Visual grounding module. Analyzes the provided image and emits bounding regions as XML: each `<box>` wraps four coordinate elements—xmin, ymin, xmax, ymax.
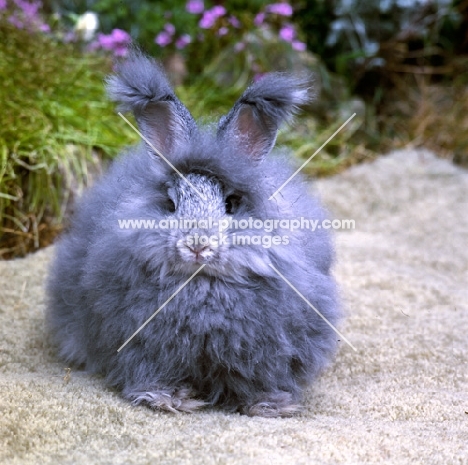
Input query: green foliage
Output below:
<box><xmin>54</xmin><ymin>0</ymin><xmax>200</xmax><ymax>58</ymax></box>
<box><xmin>53</xmin><ymin>1</ymin><xmax>305</xmax><ymax>78</ymax></box>
<box><xmin>224</xmin><ymin>0</ymin><xmax>269</xmax><ymax>10</ymax></box>
<box><xmin>295</xmin><ymin>0</ymin><xmax>463</xmax><ymax>92</ymax></box>
<box><xmin>95</xmin><ymin>0</ymin><xmax>196</xmax><ymax>54</ymax></box>
<box><xmin>54</xmin><ymin>0</ymin><xmax>269</xmax><ymax>48</ymax></box>
<box><xmin>293</xmin><ymin>0</ymin><xmax>334</xmax><ymax>59</ymax></box>
<box><xmin>0</xmin><ymin>19</ymin><xmax>137</xmax><ymax>257</ymax></box>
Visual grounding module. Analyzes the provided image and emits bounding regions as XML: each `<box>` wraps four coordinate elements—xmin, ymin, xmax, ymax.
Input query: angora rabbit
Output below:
<box><xmin>47</xmin><ymin>51</ymin><xmax>341</xmax><ymax>417</ymax></box>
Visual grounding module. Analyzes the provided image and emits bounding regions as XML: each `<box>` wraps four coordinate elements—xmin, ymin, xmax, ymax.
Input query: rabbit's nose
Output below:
<box><xmin>187</xmin><ymin>243</ymin><xmax>209</xmax><ymax>255</ymax></box>
<box><xmin>185</xmin><ymin>243</ymin><xmax>214</xmax><ymax>263</ymax></box>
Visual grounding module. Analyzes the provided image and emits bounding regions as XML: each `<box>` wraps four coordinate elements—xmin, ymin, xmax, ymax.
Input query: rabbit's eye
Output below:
<box><xmin>166</xmin><ymin>198</ymin><xmax>176</xmax><ymax>213</ymax></box>
<box><xmin>225</xmin><ymin>194</ymin><xmax>241</xmax><ymax>215</ymax></box>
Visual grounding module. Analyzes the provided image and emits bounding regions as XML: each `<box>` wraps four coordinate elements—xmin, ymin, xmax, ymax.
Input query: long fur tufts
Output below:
<box><xmin>46</xmin><ymin>52</ymin><xmax>340</xmax><ymax>418</ymax></box>
<box><xmin>218</xmin><ymin>73</ymin><xmax>310</xmax><ymax>133</ymax></box>
<box><xmin>106</xmin><ymin>50</ymin><xmax>174</xmax><ymax>112</ymax></box>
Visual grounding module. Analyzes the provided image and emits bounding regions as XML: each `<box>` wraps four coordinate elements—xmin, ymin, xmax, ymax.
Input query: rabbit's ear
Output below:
<box><xmin>106</xmin><ymin>50</ymin><xmax>196</xmax><ymax>156</ymax></box>
<box><xmin>217</xmin><ymin>73</ymin><xmax>309</xmax><ymax>161</ymax></box>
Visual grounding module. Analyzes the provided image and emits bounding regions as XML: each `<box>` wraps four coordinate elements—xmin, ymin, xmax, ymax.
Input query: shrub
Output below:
<box><xmin>0</xmin><ymin>12</ymin><xmax>136</xmax><ymax>257</ymax></box>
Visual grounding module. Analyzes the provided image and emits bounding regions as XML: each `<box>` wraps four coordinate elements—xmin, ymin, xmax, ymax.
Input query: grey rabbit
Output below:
<box><xmin>46</xmin><ymin>50</ymin><xmax>341</xmax><ymax>417</ymax></box>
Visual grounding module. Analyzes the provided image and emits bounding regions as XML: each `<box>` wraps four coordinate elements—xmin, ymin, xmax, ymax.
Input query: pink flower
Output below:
<box><xmin>229</xmin><ymin>15</ymin><xmax>241</xmax><ymax>28</ymax></box>
<box><xmin>8</xmin><ymin>15</ymin><xmax>24</xmax><ymax>29</ymax></box>
<box><xmin>164</xmin><ymin>23</ymin><xmax>175</xmax><ymax>35</ymax></box>
<box><xmin>254</xmin><ymin>12</ymin><xmax>265</xmax><ymax>26</ymax></box>
<box><xmin>111</xmin><ymin>28</ymin><xmax>131</xmax><ymax>43</ymax></box>
<box><xmin>292</xmin><ymin>41</ymin><xmax>306</xmax><ymax>51</ymax></box>
<box><xmin>279</xmin><ymin>24</ymin><xmax>295</xmax><ymax>42</ymax></box>
<box><xmin>199</xmin><ymin>12</ymin><xmax>215</xmax><ymax>28</ymax></box>
<box><xmin>211</xmin><ymin>5</ymin><xmax>226</xmax><ymax>17</ymax></box>
<box><xmin>175</xmin><ymin>34</ymin><xmax>191</xmax><ymax>49</ymax></box>
<box><xmin>155</xmin><ymin>30</ymin><xmax>172</xmax><ymax>46</ymax></box>
<box><xmin>6</xmin><ymin>0</ymin><xmax>54</xmax><ymax>33</ymax></box>
<box><xmin>199</xmin><ymin>5</ymin><xmax>226</xmax><ymax>28</ymax></box>
<box><xmin>97</xmin><ymin>33</ymin><xmax>114</xmax><ymax>50</ymax></box>
<box><xmin>14</xmin><ymin>0</ymin><xmax>40</xmax><ymax>18</ymax></box>
<box><xmin>266</xmin><ymin>3</ymin><xmax>293</xmax><ymax>16</ymax></box>
<box><xmin>218</xmin><ymin>26</ymin><xmax>228</xmax><ymax>36</ymax></box>
<box><xmin>96</xmin><ymin>29</ymin><xmax>131</xmax><ymax>52</ymax></box>
<box><xmin>186</xmin><ymin>0</ymin><xmax>204</xmax><ymax>14</ymax></box>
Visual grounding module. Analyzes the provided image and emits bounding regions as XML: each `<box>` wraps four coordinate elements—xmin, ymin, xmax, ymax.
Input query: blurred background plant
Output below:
<box><xmin>1</xmin><ymin>0</ymin><xmax>467</xmax><ymax>257</ymax></box>
<box><xmin>0</xmin><ymin>0</ymin><xmax>138</xmax><ymax>258</ymax></box>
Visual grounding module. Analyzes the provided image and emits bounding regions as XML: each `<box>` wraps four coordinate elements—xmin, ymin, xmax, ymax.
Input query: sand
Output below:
<box><xmin>1</xmin><ymin>148</ymin><xmax>467</xmax><ymax>464</ymax></box>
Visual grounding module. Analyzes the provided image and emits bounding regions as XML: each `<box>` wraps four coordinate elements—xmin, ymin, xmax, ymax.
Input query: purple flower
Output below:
<box><xmin>97</xmin><ymin>33</ymin><xmax>115</xmax><ymax>50</ymax></box>
<box><xmin>199</xmin><ymin>12</ymin><xmax>215</xmax><ymax>28</ymax></box>
<box><xmin>292</xmin><ymin>41</ymin><xmax>306</xmax><ymax>51</ymax></box>
<box><xmin>279</xmin><ymin>24</ymin><xmax>295</xmax><ymax>42</ymax></box>
<box><xmin>164</xmin><ymin>23</ymin><xmax>175</xmax><ymax>35</ymax></box>
<box><xmin>186</xmin><ymin>0</ymin><xmax>204</xmax><ymax>14</ymax></box>
<box><xmin>175</xmin><ymin>34</ymin><xmax>191</xmax><ymax>49</ymax></box>
<box><xmin>111</xmin><ymin>28</ymin><xmax>131</xmax><ymax>43</ymax></box>
<box><xmin>199</xmin><ymin>13</ymin><xmax>213</xmax><ymax>28</ymax></box>
<box><xmin>8</xmin><ymin>15</ymin><xmax>24</xmax><ymax>29</ymax></box>
<box><xmin>211</xmin><ymin>5</ymin><xmax>226</xmax><ymax>17</ymax></box>
<box><xmin>7</xmin><ymin>0</ymin><xmax>54</xmax><ymax>33</ymax></box>
<box><xmin>14</xmin><ymin>0</ymin><xmax>40</xmax><ymax>18</ymax></box>
<box><xmin>254</xmin><ymin>12</ymin><xmax>265</xmax><ymax>27</ymax></box>
<box><xmin>229</xmin><ymin>15</ymin><xmax>241</xmax><ymax>28</ymax></box>
<box><xmin>155</xmin><ymin>31</ymin><xmax>172</xmax><ymax>46</ymax></box>
<box><xmin>217</xmin><ymin>26</ymin><xmax>228</xmax><ymax>36</ymax></box>
<box><xmin>97</xmin><ymin>29</ymin><xmax>131</xmax><ymax>50</ymax></box>
<box><xmin>266</xmin><ymin>3</ymin><xmax>293</xmax><ymax>16</ymax></box>
<box><xmin>94</xmin><ymin>29</ymin><xmax>131</xmax><ymax>55</ymax></box>
<box><xmin>199</xmin><ymin>5</ymin><xmax>226</xmax><ymax>28</ymax></box>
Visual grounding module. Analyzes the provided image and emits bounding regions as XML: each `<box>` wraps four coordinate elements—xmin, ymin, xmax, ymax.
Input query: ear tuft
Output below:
<box><xmin>217</xmin><ymin>73</ymin><xmax>310</xmax><ymax>161</ymax></box>
<box><xmin>106</xmin><ymin>50</ymin><xmax>168</xmax><ymax>111</ymax></box>
<box><xmin>106</xmin><ymin>49</ymin><xmax>196</xmax><ymax>155</ymax></box>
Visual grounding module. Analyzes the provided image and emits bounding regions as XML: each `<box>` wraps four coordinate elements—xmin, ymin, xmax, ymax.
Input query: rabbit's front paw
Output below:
<box><xmin>125</xmin><ymin>387</ymin><xmax>205</xmax><ymax>413</ymax></box>
<box><xmin>242</xmin><ymin>392</ymin><xmax>303</xmax><ymax>418</ymax></box>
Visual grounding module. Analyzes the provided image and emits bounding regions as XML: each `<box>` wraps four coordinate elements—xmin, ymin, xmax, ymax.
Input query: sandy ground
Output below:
<box><xmin>0</xmin><ymin>148</ymin><xmax>467</xmax><ymax>464</ymax></box>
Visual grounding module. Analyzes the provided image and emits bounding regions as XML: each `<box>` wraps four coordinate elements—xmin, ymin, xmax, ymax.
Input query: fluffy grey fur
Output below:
<box><xmin>46</xmin><ymin>51</ymin><xmax>341</xmax><ymax>417</ymax></box>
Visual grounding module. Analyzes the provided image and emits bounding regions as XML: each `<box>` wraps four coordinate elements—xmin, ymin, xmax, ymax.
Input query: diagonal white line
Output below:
<box><xmin>268</xmin><ymin>264</ymin><xmax>357</xmax><ymax>351</ymax></box>
<box><xmin>118</xmin><ymin>112</ymin><xmax>207</xmax><ymax>201</ymax></box>
<box><xmin>117</xmin><ymin>264</ymin><xmax>206</xmax><ymax>352</ymax></box>
<box><xmin>269</xmin><ymin>113</ymin><xmax>357</xmax><ymax>200</ymax></box>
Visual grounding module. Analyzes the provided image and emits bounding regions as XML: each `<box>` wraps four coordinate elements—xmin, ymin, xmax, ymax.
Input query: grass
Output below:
<box><xmin>381</xmin><ymin>59</ymin><xmax>468</xmax><ymax>167</ymax></box>
<box><xmin>0</xmin><ymin>21</ymin><xmax>137</xmax><ymax>258</ymax></box>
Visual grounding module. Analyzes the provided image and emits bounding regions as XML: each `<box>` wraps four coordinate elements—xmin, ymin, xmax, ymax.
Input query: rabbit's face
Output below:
<box><xmin>162</xmin><ymin>172</ymin><xmax>248</xmax><ymax>274</ymax></box>
<box><xmin>152</xmin><ymin>163</ymin><xmax>280</xmax><ymax>281</ymax></box>
<box><xmin>171</xmin><ymin>173</ymin><xmax>225</xmax><ymax>265</ymax></box>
